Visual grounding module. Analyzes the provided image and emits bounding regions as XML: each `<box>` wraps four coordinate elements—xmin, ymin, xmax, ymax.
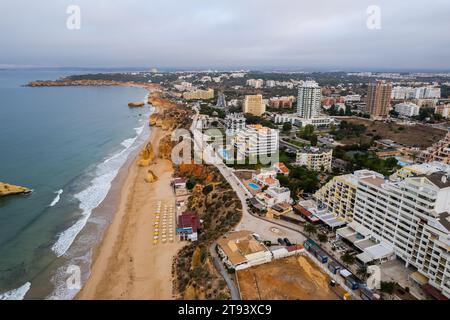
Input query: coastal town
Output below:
<box><xmin>19</xmin><ymin>69</ymin><xmax>450</xmax><ymax>301</ymax></box>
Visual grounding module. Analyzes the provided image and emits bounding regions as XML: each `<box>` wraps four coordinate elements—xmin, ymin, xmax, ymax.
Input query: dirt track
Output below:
<box><xmin>236</xmin><ymin>255</ymin><xmax>339</xmax><ymax>300</ymax></box>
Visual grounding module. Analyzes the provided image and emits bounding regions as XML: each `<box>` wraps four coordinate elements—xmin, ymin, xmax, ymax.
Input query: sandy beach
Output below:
<box><xmin>77</xmin><ymin>109</ymin><xmax>185</xmax><ymax>300</ymax></box>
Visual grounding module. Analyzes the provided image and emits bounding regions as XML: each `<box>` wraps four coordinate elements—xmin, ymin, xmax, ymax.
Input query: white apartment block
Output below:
<box><xmin>234</xmin><ymin>124</ymin><xmax>279</xmax><ymax>158</ymax></box>
<box><xmin>297</xmin><ymin>81</ymin><xmax>321</xmax><ymax>119</ymax></box>
<box><xmin>394</xmin><ymin>102</ymin><xmax>420</xmax><ymax>117</ymax></box>
<box><xmin>273</xmin><ymin>114</ymin><xmax>333</xmax><ymax>128</ymax></box>
<box><xmin>246</xmin><ymin>79</ymin><xmax>264</xmax><ymax>88</ymax></box>
<box><xmin>295</xmin><ymin>147</ymin><xmax>333</xmax><ymax>172</ymax></box>
<box><xmin>255</xmin><ymin>186</ymin><xmax>292</xmax><ymax>207</ymax></box>
<box><xmin>352</xmin><ymin>171</ymin><xmax>450</xmax><ymax>298</ymax></box>
<box><xmin>391</xmin><ymin>86</ymin><xmax>441</xmax><ymax>100</ymax></box>
<box><xmin>324</xmin><ymin>164</ymin><xmax>450</xmax><ymax>297</ymax></box>
<box><xmin>344</xmin><ymin>95</ymin><xmax>361</xmax><ymax>103</ymax></box>
<box><xmin>265</xmin><ymin>80</ymin><xmax>276</xmax><ymax>88</ymax></box>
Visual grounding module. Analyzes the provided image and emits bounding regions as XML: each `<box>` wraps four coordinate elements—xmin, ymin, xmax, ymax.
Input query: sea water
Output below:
<box><xmin>0</xmin><ymin>69</ymin><xmax>152</xmax><ymax>299</ymax></box>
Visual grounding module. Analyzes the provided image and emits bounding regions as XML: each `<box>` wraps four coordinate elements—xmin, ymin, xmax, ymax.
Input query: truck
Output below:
<box><xmin>345</xmin><ymin>276</ymin><xmax>360</xmax><ymax>290</ymax></box>
<box><xmin>328</xmin><ymin>261</ymin><xmax>341</xmax><ymax>274</ymax></box>
<box><xmin>304</xmin><ymin>239</ymin><xmax>317</xmax><ymax>251</ymax></box>
<box><xmin>339</xmin><ymin>269</ymin><xmax>352</xmax><ymax>279</ymax></box>
<box><xmin>330</xmin><ymin>283</ymin><xmax>351</xmax><ymax>300</ymax></box>
<box><xmin>315</xmin><ymin>250</ymin><xmax>329</xmax><ymax>264</ymax></box>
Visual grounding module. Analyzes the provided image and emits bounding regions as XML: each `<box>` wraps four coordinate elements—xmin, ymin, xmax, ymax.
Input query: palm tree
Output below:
<box><xmin>357</xmin><ymin>265</ymin><xmax>369</xmax><ymax>280</ymax></box>
<box><xmin>341</xmin><ymin>251</ymin><xmax>355</xmax><ymax>267</ymax></box>
<box><xmin>380</xmin><ymin>281</ymin><xmax>397</xmax><ymax>299</ymax></box>
<box><xmin>304</xmin><ymin>223</ymin><xmax>317</xmax><ymax>237</ymax></box>
<box><xmin>318</xmin><ymin>233</ymin><xmax>328</xmax><ymax>243</ymax></box>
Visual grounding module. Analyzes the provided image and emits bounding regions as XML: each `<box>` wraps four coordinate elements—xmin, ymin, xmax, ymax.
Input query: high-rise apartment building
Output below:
<box><xmin>351</xmin><ymin>171</ymin><xmax>450</xmax><ymax>298</ymax></box>
<box><xmin>243</xmin><ymin>94</ymin><xmax>265</xmax><ymax>116</ymax></box>
<box><xmin>366</xmin><ymin>81</ymin><xmax>393</xmax><ymax>119</ymax></box>
<box><xmin>317</xmin><ymin>164</ymin><xmax>450</xmax><ymax>298</ymax></box>
<box><xmin>234</xmin><ymin>124</ymin><xmax>279</xmax><ymax>158</ymax></box>
<box><xmin>297</xmin><ymin>81</ymin><xmax>321</xmax><ymax>119</ymax></box>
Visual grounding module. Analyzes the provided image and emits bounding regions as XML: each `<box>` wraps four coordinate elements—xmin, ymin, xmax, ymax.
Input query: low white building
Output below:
<box><xmin>217</xmin><ymin>230</ymin><xmax>272</xmax><ymax>270</ymax></box>
<box><xmin>255</xmin><ymin>186</ymin><xmax>292</xmax><ymax>207</ymax></box>
<box><xmin>394</xmin><ymin>102</ymin><xmax>420</xmax><ymax>117</ymax></box>
<box><xmin>274</xmin><ymin>114</ymin><xmax>333</xmax><ymax>128</ymax></box>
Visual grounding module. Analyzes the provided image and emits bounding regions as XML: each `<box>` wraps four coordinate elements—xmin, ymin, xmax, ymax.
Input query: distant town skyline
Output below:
<box><xmin>1</xmin><ymin>0</ymin><xmax>450</xmax><ymax>70</ymax></box>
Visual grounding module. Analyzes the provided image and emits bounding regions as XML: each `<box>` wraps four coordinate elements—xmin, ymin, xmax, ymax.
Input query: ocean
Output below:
<box><xmin>0</xmin><ymin>69</ymin><xmax>152</xmax><ymax>299</ymax></box>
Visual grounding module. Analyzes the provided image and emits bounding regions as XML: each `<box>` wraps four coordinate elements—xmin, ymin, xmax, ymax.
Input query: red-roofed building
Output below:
<box><xmin>293</xmin><ymin>204</ymin><xmax>320</xmax><ymax>223</ymax></box>
<box><xmin>177</xmin><ymin>211</ymin><xmax>202</xmax><ymax>241</ymax></box>
<box><xmin>272</xmin><ymin>162</ymin><xmax>290</xmax><ymax>176</ymax></box>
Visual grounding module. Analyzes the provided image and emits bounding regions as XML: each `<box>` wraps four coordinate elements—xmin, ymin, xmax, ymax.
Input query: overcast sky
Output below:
<box><xmin>1</xmin><ymin>0</ymin><xmax>449</xmax><ymax>71</ymax></box>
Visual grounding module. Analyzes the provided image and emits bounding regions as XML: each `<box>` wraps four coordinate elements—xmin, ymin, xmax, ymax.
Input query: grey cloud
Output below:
<box><xmin>0</xmin><ymin>0</ymin><xmax>449</xmax><ymax>70</ymax></box>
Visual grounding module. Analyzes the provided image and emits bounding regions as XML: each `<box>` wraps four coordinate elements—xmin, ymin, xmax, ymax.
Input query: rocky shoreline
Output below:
<box><xmin>27</xmin><ymin>79</ymin><xmax>161</xmax><ymax>90</ymax></box>
<box><xmin>0</xmin><ymin>182</ymin><xmax>31</xmax><ymax>197</ymax></box>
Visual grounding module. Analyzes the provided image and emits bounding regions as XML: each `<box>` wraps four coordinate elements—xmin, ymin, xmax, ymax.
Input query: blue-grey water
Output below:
<box><xmin>0</xmin><ymin>69</ymin><xmax>151</xmax><ymax>299</ymax></box>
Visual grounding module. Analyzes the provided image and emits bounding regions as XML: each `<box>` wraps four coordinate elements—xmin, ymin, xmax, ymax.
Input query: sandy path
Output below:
<box><xmin>77</xmin><ymin>124</ymin><xmax>186</xmax><ymax>300</ymax></box>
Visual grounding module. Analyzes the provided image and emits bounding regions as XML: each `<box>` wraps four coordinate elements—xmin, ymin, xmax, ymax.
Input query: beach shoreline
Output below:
<box><xmin>76</xmin><ymin>104</ymin><xmax>186</xmax><ymax>300</ymax></box>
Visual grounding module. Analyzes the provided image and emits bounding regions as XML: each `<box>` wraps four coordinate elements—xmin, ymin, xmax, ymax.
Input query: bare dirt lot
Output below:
<box><xmin>339</xmin><ymin>118</ymin><xmax>446</xmax><ymax>148</ymax></box>
<box><xmin>236</xmin><ymin>255</ymin><xmax>339</xmax><ymax>300</ymax></box>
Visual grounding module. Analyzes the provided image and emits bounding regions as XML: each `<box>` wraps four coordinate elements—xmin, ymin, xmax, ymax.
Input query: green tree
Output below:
<box><xmin>310</xmin><ymin>134</ymin><xmax>318</xmax><ymax>146</ymax></box>
<box><xmin>357</xmin><ymin>265</ymin><xmax>369</xmax><ymax>280</ymax></box>
<box><xmin>282</xmin><ymin>122</ymin><xmax>292</xmax><ymax>133</ymax></box>
<box><xmin>341</xmin><ymin>251</ymin><xmax>355</xmax><ymax>267</ymax></box>
<box><xmin>317</xmin><ymin>233</ymin><xmax>328</xmax><ymax>243</ymax></box>
<box><xmin>304</xmin><ymin>223</ymin><xmax>317</xmax><ymax>236</ymax></box>
<box><xmin>380</xmin><ymin>281</ymin><xmax>397</xmax><ymax>296</ymax></box>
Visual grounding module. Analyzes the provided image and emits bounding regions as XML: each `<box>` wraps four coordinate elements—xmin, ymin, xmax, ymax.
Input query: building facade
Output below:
<box><xmin>394</xmin><ymin>102</ymin><xmax>420</xmax><ymax>117</ymax></box>
<box><xmin>243</xmin><ymin>94</ymin><xmax>266</xmax><ymax>116</ymax></box>
<box><xmin>419</xmin><ymin>132</ymin><xmax>450</xmax><ymax>164</ymax></box>
<box><xmin>183</xmin><ymin>88</ymin><xmax>214</xmax><ymax>100</ymax></box>
<box><xmin>366</xmin><ymin>81</ymin><xmax>393</xmax><ymax>119</ymax></box>
<box><xmin>297</xmin><ymin>81</ymin><xmax>321</xmax><ymax>119</ymax></box>
<box><xmin>234</xmin><ymin>124</ymin><xmax>279</xmax><ymax>158</ymax></box>
<box><xmin>314</xmin><ymin>170</ymin><xmax>382</xmax><ymax>223</ymax></box>
<box><xmin>225</xmin><ymin>113</ymin><xmax>246</xmax><ymax>136</ymax></box>
<box><xmin>351</xmin><ymin>172</ymin><xmax>450</xmax><ymax>298</ymax></box>
<box><xmin>269</xmin><ymin>96</ymin><xmax>295</xmax><ymax>109</ymax></box>
<box><xmin>435</xmin><ymin>104</ymin><xmax>450</xmax><ymax>119</ymax></box>
<box><xmin>295</xmin><ymin>147</ymin><xmax>333</xmax><ymax>172</ymax></box>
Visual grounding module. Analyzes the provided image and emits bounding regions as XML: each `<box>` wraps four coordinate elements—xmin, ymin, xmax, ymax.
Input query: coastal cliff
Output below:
<box><xmin>27</xmin><ymin>79</ymin><xmax>161</xmax><ymax>90</ymax></box>
<box><xmin>148</xmin><ymin>92</ymin><xmax>178</xmax><ymax>108</ymax></box>
<box><xmin>0</xmin><ymin>182</ymin><xmax>31</xmax><ymax>197</ymax></box>
<box><xmin>137</xmin><ymin>142</ymin><xmax>155</xmax><ymax>167</ymax></box>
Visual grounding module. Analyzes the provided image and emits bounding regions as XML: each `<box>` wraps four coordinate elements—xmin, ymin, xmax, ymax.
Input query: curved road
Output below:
<box><xmin>190</xmin><ymin>112</ymin><xmax>361</xmax><ymax>299</ymax></box>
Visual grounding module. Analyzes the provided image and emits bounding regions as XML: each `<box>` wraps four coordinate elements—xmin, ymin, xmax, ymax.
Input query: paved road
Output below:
<box><xmin>190</xmin><ymin>112</ymin><xmax>361</xmax><ymax>299</ymax></box>
<box><xmin>208</xmin><ymin>244</ymin><xmax>241</xmax><ymax>300</ymax></box>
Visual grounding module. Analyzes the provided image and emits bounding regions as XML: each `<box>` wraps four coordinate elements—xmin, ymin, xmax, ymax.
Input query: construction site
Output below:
<box><xmin>236</xmin><ymin>255</ymin><xmax>346</xmax><ymax>300</ymax></box>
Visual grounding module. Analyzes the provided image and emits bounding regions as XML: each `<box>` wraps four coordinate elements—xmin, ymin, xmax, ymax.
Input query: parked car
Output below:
<box><xmin>283</xmin><ymin>238</ymin><xmax>292</xmax><ymax>246</ymax></box>
<box><xmin>277</xmin><ymin>238</ymin><xmax>285</xmax><ymax>245</ymax></box>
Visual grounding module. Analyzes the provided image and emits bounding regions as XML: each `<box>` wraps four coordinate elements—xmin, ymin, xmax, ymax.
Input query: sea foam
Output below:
<box><xmin>49</xmin><ymin>189</ymin><xmax>63</xmax><ymax>207</ymax></box>
<box><xmin>0</xmin><ymin>282</ymin><xmax>31</xmax><ymax>300</ymax></box>
<box><xmin>51</xmin><ymin>121</ymin><xmax>149</xmax><ymax>258</ymax></box>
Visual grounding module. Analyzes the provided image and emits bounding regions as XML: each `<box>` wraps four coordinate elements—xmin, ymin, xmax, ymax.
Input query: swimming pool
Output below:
<box><xmin>394</xmin><ymin>156</ymin><xmax>409</xmax><ymax>167</ymax></box>
<box><xmin>248</xmin><ymin>183</ymin><xmax>261</xmax><ymax>190</ymax></box>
